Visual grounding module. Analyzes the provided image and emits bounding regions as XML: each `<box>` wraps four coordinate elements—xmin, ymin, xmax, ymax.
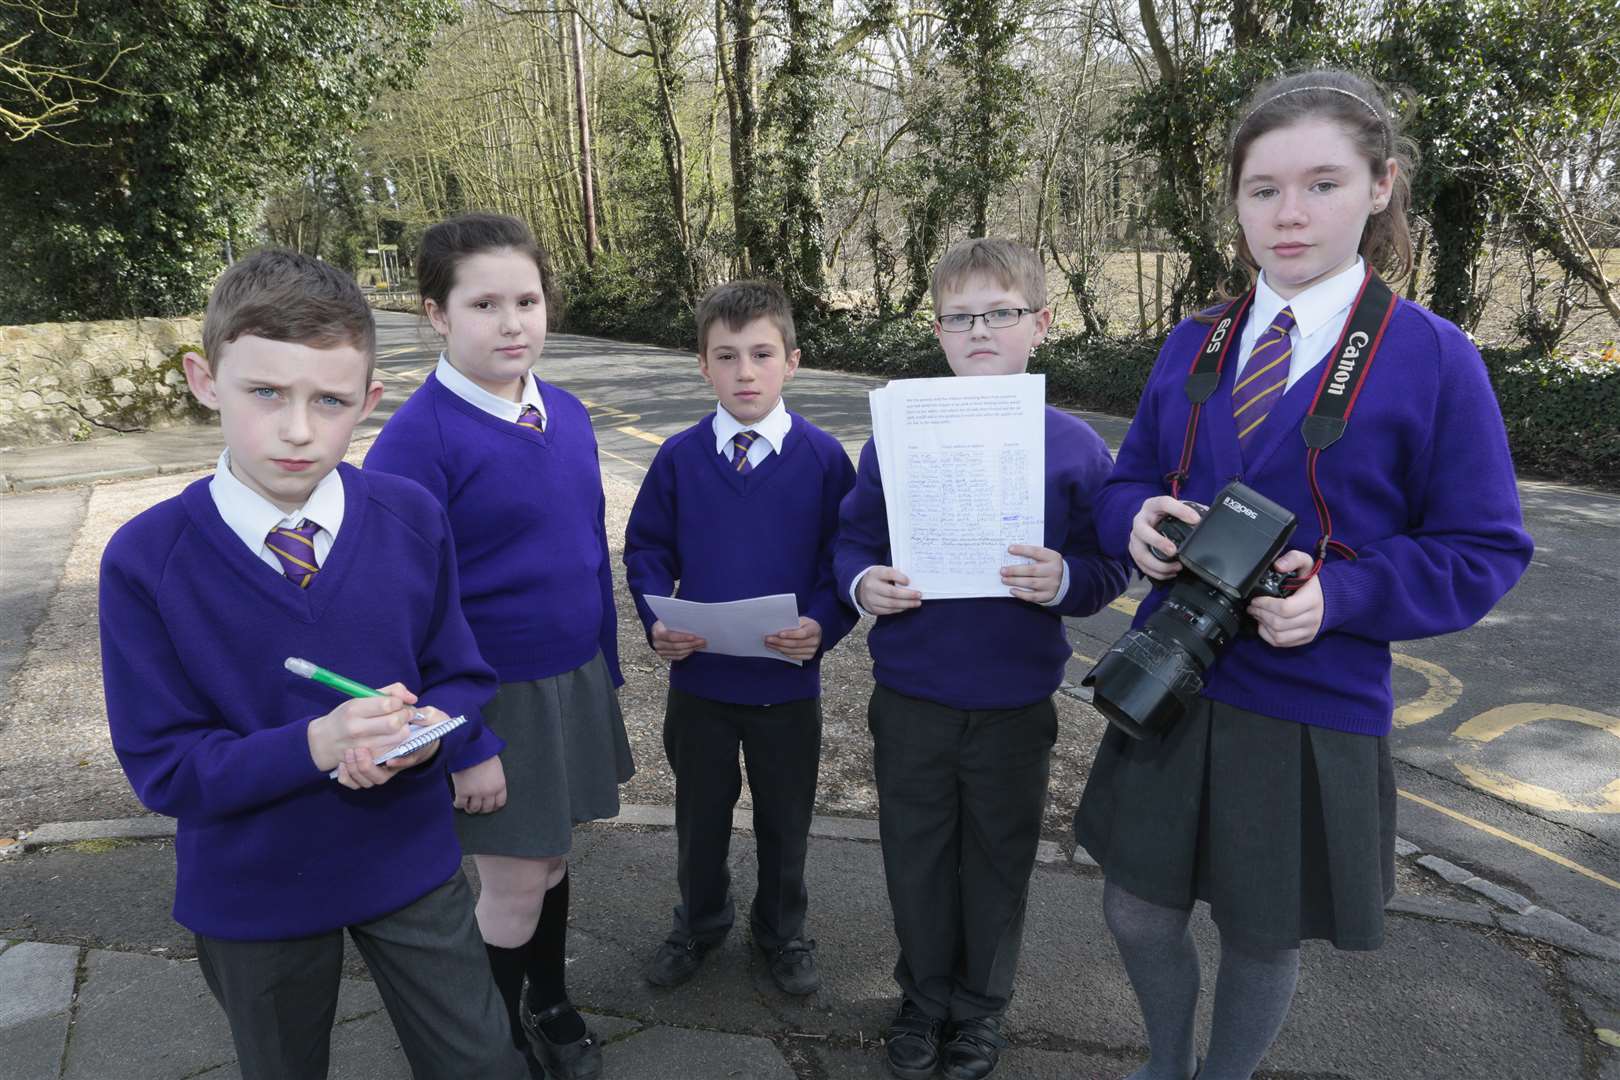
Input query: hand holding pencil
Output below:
<box><xmin>287</xmin><ymin>658</ymin><xmax>442</xmax><ymax>789</ymax></box>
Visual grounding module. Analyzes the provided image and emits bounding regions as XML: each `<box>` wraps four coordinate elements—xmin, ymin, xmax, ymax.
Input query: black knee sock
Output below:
<box><xmin>484</xmin><ymin>941</ymin><xmax>529</xmax><ymax>1051</ymax></box>
<box><xmin>524</xmin><ymin>872</ymin><xmax>587</xmax><ymax>1043</ymax></box>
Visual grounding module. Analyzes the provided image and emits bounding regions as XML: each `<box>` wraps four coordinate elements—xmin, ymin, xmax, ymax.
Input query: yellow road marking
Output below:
<box><xmin>1397</xmin><ymin>789</ymin><xmax>1620</xmax><ymax>891</ymax></box>
<box><xmin>598</xmin><ymin>447</ymin><xmax>648</xmax><ymax>473</ymax></box>
<box><xmin>1392</xmin><ymin>653</ymin><xmax>1464</xmax><ymax>728</ymax></box>
<box><xmin>617</xmin><ymin>425</ymin><xmax>666</xmax><ymax>446</ymax></box>
<box><xmin>1109</xmin><ymin>595</ymin><xmax>1140</xmax><ymax>617</ymax></box>
<box><xmin>1453</xmin><ymin>704</ymin><xmax>1620</xmax><ymax>814</ymax></box>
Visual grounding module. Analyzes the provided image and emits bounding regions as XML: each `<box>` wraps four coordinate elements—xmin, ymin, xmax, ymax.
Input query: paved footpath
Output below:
<box><xmin>2</xmin><ymin>323</ymin><xmax>1618</xmax><ymax>1078</ymax></box>
<box><xmin>4</xmin><ymin>810</ymin><xmax>1619</xmax><ymax>1080</ymax></box>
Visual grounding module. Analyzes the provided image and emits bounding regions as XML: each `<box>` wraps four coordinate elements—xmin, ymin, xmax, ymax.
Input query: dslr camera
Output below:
<box><xmin>1083</xmin><ymin>481</ymin><xmax>1298</xmax><ymax>740</ymax></box>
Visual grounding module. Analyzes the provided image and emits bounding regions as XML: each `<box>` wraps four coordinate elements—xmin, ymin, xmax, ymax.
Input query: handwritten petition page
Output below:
<box><xmin>872</xmin><ymin>374</ymin><xmax>1045</xmax><ymax>599</ymax></box>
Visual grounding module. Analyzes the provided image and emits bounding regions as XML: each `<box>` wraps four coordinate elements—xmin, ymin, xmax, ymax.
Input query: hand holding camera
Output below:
<box><xmin>1128</xmin><ymin>496</ymin><xmax>1205</xmax><ymax>580</ymax></box>
<box><xmin>1248</xmin><ymin>549</ymin><xmax>1323</xmax><ymax>647</ymax></box>
<box><xmin>1086</xmin><ymin>481</ymin><xmax>1310</xmax><ymax>739</ymax></box>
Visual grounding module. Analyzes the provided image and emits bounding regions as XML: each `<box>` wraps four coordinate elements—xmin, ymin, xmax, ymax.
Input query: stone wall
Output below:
<box><xmin>0</xmin><ymin>317</ymin><xmax>211</xmax><ymax>448</ymax></box>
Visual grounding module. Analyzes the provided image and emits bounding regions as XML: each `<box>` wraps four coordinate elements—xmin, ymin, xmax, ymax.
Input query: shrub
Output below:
<box><xmin>558</xmin><ymin>286</ymin><xmax>1618</xmax><ymax>487</ymax></box>
<box><xmin>1480</xmin><ymin>345</ymin><xmax>1620</xmax><ymax>486</ymax></box>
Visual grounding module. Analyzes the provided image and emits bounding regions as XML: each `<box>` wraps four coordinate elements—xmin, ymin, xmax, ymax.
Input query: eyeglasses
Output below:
<box><xmin>936</xmin><ymin>307</ymin><xmax>1036</xmax><ymax>332</ymax></box>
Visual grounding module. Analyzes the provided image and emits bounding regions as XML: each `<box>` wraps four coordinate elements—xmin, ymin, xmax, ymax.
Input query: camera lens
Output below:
<box><xmin>1083</xmin><ymin>582</ymin><xmax>1243</xmax><ymax>739</ymax></box>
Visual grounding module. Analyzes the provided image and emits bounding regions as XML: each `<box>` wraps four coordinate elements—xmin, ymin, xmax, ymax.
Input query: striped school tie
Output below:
<box><xmin>266</xmin><ymin>520</ymin><xmax>321</xmax><ymax>589</ymax></box>
<box><xmin>516</xmin><ymin>404</ymin><xmax>545</xmax><ymax>432</ymax></box>
<box><xmin>732</xmin><ymin>430</ymin><xmax>758</xmax><ymax>475</ymax></box>
<box><xmin>1232</xmin><ymin>305</ymin><xmax>1297</xmax><ymax>451</ymax></box>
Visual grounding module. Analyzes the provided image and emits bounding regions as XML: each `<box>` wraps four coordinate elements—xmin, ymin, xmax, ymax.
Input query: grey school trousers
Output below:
<box><xmin>869</xmin><ymin>684</ymin><xmax>1058</xmax><ymax>1022</ymax></box>
<box><xmin>195</xmin><ymin>869</ymin><xmax>526</xmax><ymax>1080</ymax></box>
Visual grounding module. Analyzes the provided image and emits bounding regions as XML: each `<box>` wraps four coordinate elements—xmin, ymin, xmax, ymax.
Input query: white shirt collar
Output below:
<box><xmin>435</xmin><ymin>354</ymin><xmax>547</xmax><ymax>424</ymax></box>
<box><xmin>712</xmin><ymin>397</ymin><xmax>791</xmax><ymax>456</ymax></box>
<box><xmin>209</xmin><ymin>448</ymin><xmax>345</xmax><ymax>557</ymax></box>
<box><xmin>1252</xmin><ymin>257</ymin><xmax>1365</xmax><ymax>340</ymax></box>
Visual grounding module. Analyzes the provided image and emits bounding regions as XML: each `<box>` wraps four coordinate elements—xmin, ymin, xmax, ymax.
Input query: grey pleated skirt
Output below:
<box><xmin>456</xmin><ymin>651</ymin><xmax>635</xmax><ymax>858</ymax></box>
<box><xmin>1074</xmin><ymin>696</ymin><xmax>1395</xmax><ymax>951</ymax></box>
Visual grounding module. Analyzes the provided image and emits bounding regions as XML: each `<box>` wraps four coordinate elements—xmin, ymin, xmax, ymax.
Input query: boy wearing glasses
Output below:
<box><xmin>835</xmin><ymin>238</ymin><xmax>1128</xmax><ymax>1080</ymax></box>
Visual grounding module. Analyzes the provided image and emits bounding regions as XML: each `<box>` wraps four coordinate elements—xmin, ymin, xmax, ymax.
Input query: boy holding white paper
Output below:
<box><xmin>835</xmin><ymin>239</ymin><xmax>1129</xmax><ymax>1080</ymax></box>
<box><xmin>98</xmin><ymin>251</ymin><xmax>524</xmax><ymax>1079</ymax></box>
<box><xmin>623</xmin><ymin>280</ymin><xmax>857</xmax><ymax>995</ymax></box>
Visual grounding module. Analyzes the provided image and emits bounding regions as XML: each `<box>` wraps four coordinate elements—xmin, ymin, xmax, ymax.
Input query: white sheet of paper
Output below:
<box><xmin>870</xmin><ymin>374</ymin><xmax>1046</xmax><ymax>599</ymax></box>
<box><xmin>645</xmin><ymin>593</ymin><xmax>804</xmax><ymax>666</ymax></box>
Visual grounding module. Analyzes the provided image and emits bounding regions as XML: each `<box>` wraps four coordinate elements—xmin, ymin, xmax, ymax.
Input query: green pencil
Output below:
<box><xmin>284</xmin><ymin>657</ymin><xmax>385</xmax><ymax>699</ymax></box>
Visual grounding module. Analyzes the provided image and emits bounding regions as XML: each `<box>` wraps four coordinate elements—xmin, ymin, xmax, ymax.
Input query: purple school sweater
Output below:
<box><xmin>1096</xmin><ymin>299</ymin><xmax>1533</xmax><ymax>736</ymax></box>
<box><xmin>99</xmin><ymin>464</ymin><xmax>502</xmax><ymax>941</ymax></box>
<box><xmin>364</xmin><ymin>373</ymin><xmax>622</xmax><ymax>723</ymax></box>
<box><xmin>623</xmin><ymin>413</ymin><xmax>858</xmax><ymax>706</ymax></box>
<box><xmin>835</xmin><ymin>406</ymin><xmax>1131</xmax><ymax>710</ymax></box>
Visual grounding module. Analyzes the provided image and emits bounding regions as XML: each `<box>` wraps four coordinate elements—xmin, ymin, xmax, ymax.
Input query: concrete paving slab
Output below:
<box><xmin>5</xmin><ymin>1012</ymin><xmax>74</xmax><ymax>1080</ymax></box>
<box><xmin>0</xmin><ymin>939</ymin><xmax>76</xmax><ymax>1027</ymax></box>
<box><xmin>64</xmin><ymin>950</ymin><xmax>238</xmax><ymax>1080</ymax></box>
<box><xmin>0</xmin><ymin>941</ymin><xmax>78</xmax><ymax>1080</ymax></box>
<box><xmin>565</xmin><ymin>828</ymin><xmax>788</xmax><ymax>1035</ymax></box>
<box><xmin>581</xmin><ymin>1011</ymin><xmax>646</xmax><ymax>1046</ymax></box>
<box><xmin>606</xmin><ymin>1025</ymin><xmax>795</xmax><ymax>1079</ymax></box>
<box><xmin>63</xmin><ymin>948</ymin><xmax>401</xmax><ymax>1080</ymax></box>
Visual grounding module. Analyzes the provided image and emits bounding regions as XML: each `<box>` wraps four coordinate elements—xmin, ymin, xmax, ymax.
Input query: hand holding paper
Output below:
<box><xmin>869</xmin><ymin>374</ymin><xmax>1047</xmax><ymax>599</ymax></box>
<box><xmin>1001</xmin><ymin>544</ymin><xmax>1063</xmax><ymax>604</ymax></box>
<box><xmin>651</xmin><ymin>620</ymin><xmax>707</xmax><ymax>662</ymax></box>
<box><xmin>857</xmin><ymin>567</ymin><xmax>923</xmax><ymax>615</ymax></box>
<box><xmin>644</xmin><ymin>593</ymin><xmax>805</xmax><ymax>666</ymax></box>
<box><xmin>764</xmin><ymin>616</ymin><xmax>822</xmax><ymax>662</ymax></box>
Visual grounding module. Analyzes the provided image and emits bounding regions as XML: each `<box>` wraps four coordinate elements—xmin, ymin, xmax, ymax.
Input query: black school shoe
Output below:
<box><xmin>644</xmin><ymin>936</ymin><xmax>715</xmax><ymax>988</ymax></box>
<box><xmin>885</xmin><ymin>998</ymin><xmax>945</xmax><ymax>1080</ymax></box>
<box><xmin>757</xmin><ymin>937</ymin><xmax>821</xmax><ymax>995</ymax></box>
<box><xmin>519</xmin><ymin>999</ymin><xmax>602</xmax><ymax>1080</ymax></box>
<box><xmin>940</xmin><ymin>1015</ymin><xmax>1008</xmax><ymax>1080</ymax></box>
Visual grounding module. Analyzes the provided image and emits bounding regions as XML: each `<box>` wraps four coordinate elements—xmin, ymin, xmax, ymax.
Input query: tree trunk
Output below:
<box><xmin>569</xmin><ymin>9</ymin><xmax>599</xmax><ymax>265</ymax></box>
<box><xmin>719</xmin><ymin>0</ymin><xmax>762</xmax><ymax>274</ymax></box>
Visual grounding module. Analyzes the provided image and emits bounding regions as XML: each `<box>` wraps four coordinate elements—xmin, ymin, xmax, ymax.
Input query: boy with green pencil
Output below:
<box><xmin>98</xmin><ymin>250</ymin><xmax>527</xmax><ymax>1079</ymax></box>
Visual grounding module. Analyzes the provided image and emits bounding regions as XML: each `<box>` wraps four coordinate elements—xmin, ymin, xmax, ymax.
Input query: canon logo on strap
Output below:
<box><xmin>1325</xmin><ymin>331</ymin><xmax>1372</xmax><ymax>397</ymax></box>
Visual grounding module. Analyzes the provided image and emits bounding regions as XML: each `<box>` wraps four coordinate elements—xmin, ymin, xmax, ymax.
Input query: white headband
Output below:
<box><xmin>1241</xmin><ymin>85</ymin><xmax>1385</xmax><ymax>130</ymax></box>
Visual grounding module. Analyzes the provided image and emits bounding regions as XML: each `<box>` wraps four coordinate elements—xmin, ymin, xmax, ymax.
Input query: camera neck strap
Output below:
<box><xmin>1173</xmin><ymin>268</ymin><xmax>1399</xmax><ymax>584</ymax></box>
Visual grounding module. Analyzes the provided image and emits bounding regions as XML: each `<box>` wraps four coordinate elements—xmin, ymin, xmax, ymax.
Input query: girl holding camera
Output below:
<box><xmin>1075</xmin><ymin>70</ymin><xmax>1533</xmax><ymax>1080</ymax></box>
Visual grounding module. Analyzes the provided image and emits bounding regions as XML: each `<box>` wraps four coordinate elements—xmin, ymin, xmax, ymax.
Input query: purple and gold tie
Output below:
<box><xmin>732</xmin><ymin>430</ymin><xmax>758</xmax><ymax>475</ymax></box>
<box><xmin>266</xmin><ymin>520</ymin><xmax>321</xmax><ymax>589</ymax></box>
<box><xmin>516</xmin><ymin>404</ymin><xmax>545</xmax><ymax>432</ymax></box>
<box><xmin>1232</xmin><ymin>305</ymin><xmax>1297</xmax><ymax>452</ymax></box>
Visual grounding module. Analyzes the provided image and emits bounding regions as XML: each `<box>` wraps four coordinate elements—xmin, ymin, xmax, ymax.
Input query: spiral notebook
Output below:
<box><xmin>326</xmin><ymin>714</ymin><xmax>467</xmax><ymax>779</ymax></box>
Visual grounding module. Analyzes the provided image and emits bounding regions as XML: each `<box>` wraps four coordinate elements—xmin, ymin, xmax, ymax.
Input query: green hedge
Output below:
<box><xmin>557</xmin><ymin>275</ymin><xmax>1618</xmax><ymax>488</ymax></box>
<box><xmin>1480</xmin><ymin>346</ymin><xmax>1620</xmax><ymax>487</ymax></box>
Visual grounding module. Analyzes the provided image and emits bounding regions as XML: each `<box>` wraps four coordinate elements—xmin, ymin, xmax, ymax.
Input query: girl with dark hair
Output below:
<box><xmin>1074</xmin><ymin>71</ymin><xmax>1533</xmax><ymax>1080</ymax></box>
<box><xmin>366</xmin><ymin>212</ymin><xmax>632</xmax><ymax>1080</ymax></box>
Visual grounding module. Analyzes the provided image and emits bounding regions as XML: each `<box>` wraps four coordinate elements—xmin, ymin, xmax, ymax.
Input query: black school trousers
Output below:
<box><xmin>869</xmin><ymin>683</ymin><xmax>1057</xmax><ymax>1022</ymax></box>
<box><xmin>663</xmin><ymin>686</ymin><xmax>823</xmax><ymax>949</ymax></box>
